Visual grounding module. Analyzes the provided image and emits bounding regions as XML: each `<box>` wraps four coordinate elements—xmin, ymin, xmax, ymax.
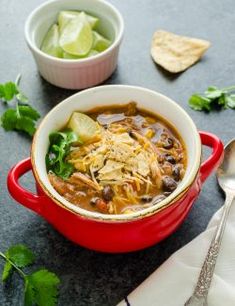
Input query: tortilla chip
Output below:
<box><xmin>109</xmin><ymin>142</ymin><xmax>134</xmax><ymax>162</ymax></box>
<box><xmin>98</xmin><ymin>160</ymin><xmax>124</xmax><ymax>174</ymax></box>
<box><xmin>136</xmin><ymin>152</ymin><xmax>150</xmax><ymax>177</ymax></box>
<box><xmin>151</xmin><ymin>30</ymin><xmax>210</xmax><ymax>73</ymax></box>
<box><xmin>98</xmin><ymin>168</ymin><xmax>124</xmax><ymax>181</ymax></box>
<box><xmin>112</xmin><ymin>132</ymin><xmax>134</xmax><ymax>144</ymax></box>
<box><xmin>91</xmin><ymin>154</ymin><xmax>105</xmax><ymax>171</ymax></box>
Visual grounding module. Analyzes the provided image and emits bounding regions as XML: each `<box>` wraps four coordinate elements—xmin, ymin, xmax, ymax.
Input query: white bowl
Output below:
<box><xmin>25</xmin><ymin>0</ymin><xmax>124</xmax><ymax>89</ymax></box>
<box><xmin>32</xmin><ymin>85</ymin><xmax>201</xmax><ymax>221</ymax></box>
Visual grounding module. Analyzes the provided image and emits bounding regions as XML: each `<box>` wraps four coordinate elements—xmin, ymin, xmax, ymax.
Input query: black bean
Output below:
<box><xmin>163</xmin><ymin>137</ymin><xmax>174</xmax><ymax>149</ymax></box>
<box><xmin>128</xmin><ymin>130</ymin><xmax>136</xmax><ymax>138</ymax></box>
<box><xmin>102</xmin><ymin>185</ymin><xmax>114</xmax><ymax>202</ymax></box>
<box><xmin>141</xmin><ymin>195</ymin><xmax>153</xmax><ymax>203</ymax></box>
<box><xmin>165</xmin><ymin>155</ymin><xmax>176</xmax><ymax>164</ymax></box>
<box><xmin>152</xmin><ymin>194</ymin><xmax>166</xmax><ymax>204</ymax></box>
<box><xmin>162</xmin><ymin>176</ymin><xmax>177</xmax><ymax>192</ymax></box>
<box><xmin>172</xmin><ymin>165</ymin><xmax>181</xmax><ymax>181</ymax></box>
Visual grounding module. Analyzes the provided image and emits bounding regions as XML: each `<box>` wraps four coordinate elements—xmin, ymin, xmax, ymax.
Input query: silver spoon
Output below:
<box><xmin>185</xmin><ymin>139</ymin><xmax>235</xmax><ymax>306</ymax></box>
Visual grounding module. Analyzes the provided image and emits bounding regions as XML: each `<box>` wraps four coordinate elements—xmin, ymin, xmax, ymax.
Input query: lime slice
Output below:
<box><xmin>67</xmin><ymin>112</ymin><xmax>101</xmax><ymax>142</ymax></box>
<box><xmin>59</xmin><ymin>12</ymin><xmax>93</xmax><ymax>56</ymax></box>
<box><xmin>58</xmin><ymin>11</ymin><xmax>99</xmax><ymax>32</ymax></box>
<box><xmin>41</xmin><ymin>24</ymin><xmax>63</xmax><ymax>58</ymax></box>
<box><xmin>92</xmin><ymin>31</ymin><xmax>111</xmax><ymax>52</ymax></box>
<box><xmin>63</xmin><ymin>49</ymin><xmax>99</xmax><ymax>59</ymax></box>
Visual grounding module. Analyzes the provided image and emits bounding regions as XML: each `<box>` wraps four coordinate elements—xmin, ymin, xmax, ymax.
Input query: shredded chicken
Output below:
<box><xmin>48</xmin><ymin>173</ymin><xmax>76</xmax><ymax>195</ymax></box>
<box><xmin>68</xmin><ymin>172</ymin><xmax>101</xmax><ymax>191</ymax></box>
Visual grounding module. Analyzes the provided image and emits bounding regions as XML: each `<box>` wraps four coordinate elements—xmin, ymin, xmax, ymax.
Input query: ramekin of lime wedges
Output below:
<box><xmin>41</xmin><ymin>11</ymin><xmax>112</xmax><ymax>59</ymax></box>
<box><xmin>25</xmin><ymin>0</ymin><xmax>124</xmax><ymax>89</ymax></box>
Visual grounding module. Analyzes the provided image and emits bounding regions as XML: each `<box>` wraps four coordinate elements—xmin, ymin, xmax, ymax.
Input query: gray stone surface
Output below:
<box><xmin>0</xmin><ymin>0</ymin><xmax>235</xmax><ymax>305</ymax></box>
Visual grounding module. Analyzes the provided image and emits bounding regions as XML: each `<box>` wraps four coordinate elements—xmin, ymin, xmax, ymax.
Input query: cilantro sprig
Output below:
<box><xmin>0</xmin><ymin>244</ymin><xmax>60</xmax><ymax>306</ymax></box>
<box><xmin>0</xmin><ymin>74</ymin><xmax>40</xmax><ymax>136</ymax></box>
<box><xmin>46</xmin><ymin>130</ymin><xmax>79</xmax><ymax>179</ymax></box>
<box><xmin>0</xmin><ymin>74</ymin><xmax>28</xmax><ymax>103</ymax></box>
<box><xmin>188</xmin><ymin>85</ymin><xmax>235</xmax><ymax>111</ymax></box>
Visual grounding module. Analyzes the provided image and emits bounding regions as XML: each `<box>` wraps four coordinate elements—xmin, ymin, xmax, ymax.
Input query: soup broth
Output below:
<box><xmin>47</xmin><ymin>102</ymin><xmax>187</xmax><ymax>214</ymax></box>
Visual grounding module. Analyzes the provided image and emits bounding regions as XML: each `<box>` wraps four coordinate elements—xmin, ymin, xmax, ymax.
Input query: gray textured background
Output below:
<box><xmin>0</xmin><ymin>0</ymin><xmax>235</xmax><ymax>305</ymax></box>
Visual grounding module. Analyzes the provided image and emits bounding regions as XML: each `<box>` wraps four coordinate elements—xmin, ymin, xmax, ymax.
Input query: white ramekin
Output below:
<box><xmin>24</xmin><ymin>0</ymin><xmax>124</xmax><ymax>89</ymax></box>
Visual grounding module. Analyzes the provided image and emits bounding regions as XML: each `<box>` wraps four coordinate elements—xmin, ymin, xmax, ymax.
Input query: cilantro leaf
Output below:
<box><xmin>225</xmin><ymin>94</ymin><xmax>235</xmax><ymax>108</ymax></box>
<box><xmin>46</xmin><ymin>130</ymin><xmax>79</xmax><ymax>179</ymax></box>
<box><xmin>0</xmin><ymin>104</ymin><xmax>40</xmax><ymax>136</ymax></box>
<box><xmin>0</xmin><ymin>244</ymin><xmax>60</xmax><ymax>305</ymax></box>
<box><xmin>24</xmin><ymin>278</ymin><xmax>35</xmax><ymax>306</ymax></box>
<box><xmin>7</xmin><ymin>244</ymin><xmax>35</xmax><ymax>268</ymax></box>
<box><xmin>0</xmin><ymin>108</ymin><xmax>17</xmax><ymax>130</ymax></box>
<box><xmin>24</xmin><ymin>269</ymin><xmax>60</xmax><ymax>306</ymax></box>
<box><xmin>0</xmin><ymin>75</ymin><xmax>28</xmax><ymax>103</ymax></box>
<box><xmin>188</xmin><ymin>85</ymin><xmax>235</xmax><ymax>112</ymax></box>
<box><xmin>0</xmin><ymin>82</ymin><xmax>18</xmax><ymax>102</ymax></box>
<box><xmin>18</xmin><ymin>105</ymin><xmax>40</xmax><ymax>120</ymax></box>
<box><xmin>218</xmin><ymin>93</ymin><xmax>227</xmax><ymax>108</ymax></box>
<box><xmin>188</xmin><ymin>94</ymin><xmax>211</xmax><ymax>111</ymax></box>
<box><xmin>0</xmin><ymin>75</ymin><xmax>40</xmax><ymax>136</ymax></box>
<box><xmin>205</xmin><ymin>86</ymin><xmax>224</xmax><ymax>99</ymax></box>
<box><xmin>15</xmin><ymin>115</ymin><xmax>37</xmax><ymax>136</ymax></box>
<box><xmin>1</xmin><ymin>244</ymin><xmax>35</xmax><ymax>282</ymax></box>
<box><xmin>2</xmin><ymin>261</ymin><xmax>12</xmax><ymax>282</ymax></box>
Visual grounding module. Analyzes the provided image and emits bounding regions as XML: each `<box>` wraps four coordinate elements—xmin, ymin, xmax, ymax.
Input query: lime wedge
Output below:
<box><xmin>41</xmin><ymin>24</ymin><xmax>63</xmax><ymax>58</ymax></box>
<box><xmin>88</xmin><ymin>49</ymin><xmax>99</xmax><ymax>57</ymax></box>
<box><xmin>58</xmin><ymin>11</ymin><xmax>99</xmax><ymax>32</ymax></box>
<box><xmin>62</xmin><ymin>51</ymin><xmax>81</xmax><ymax>59</ymax></box>
<box><xmin>84</xmin><ymin>13</ymin><xmax>99</xmax><ymax>29</ymax></box>
<box><xmin>92</xmin><ymin>31</ymin><xmax>111</xmax><ymax>52</ymax></box>
<box><xmin>67</xmin><ymin>112</ymin><xmax>101</xmax><ymax>143</ymax></box>
<box><xmin>63</xmin><ymin>49</ymin><xmax>99</xmax><ymax>59</ymax></box>
<box><xmin>59</xmin><ymin>12</ymin><xmax>93</xmax><ymax>56</ymax></box>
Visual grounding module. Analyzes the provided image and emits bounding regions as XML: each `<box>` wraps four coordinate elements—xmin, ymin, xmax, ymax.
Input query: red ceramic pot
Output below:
<box><xmin>7</xmin><ymin>86</ymin><xmax>224</xmax><ymax>253</ymax></box>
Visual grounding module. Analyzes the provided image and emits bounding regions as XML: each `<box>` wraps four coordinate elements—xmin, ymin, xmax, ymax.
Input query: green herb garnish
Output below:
<box><xmin>0</xmin><ymin>244</ymin><xmax>60</xmax><ymax>306</ymax></box>
<box><xmin>1</xmin><ymin>105</ymin><xmax>40</xmax><ymax>136</ymax></box>
<box><xmin>0</xmin><ymin>81</ymin><xmax>19</xmax><ymax>102</ymax></box>
<box><xmin>188</xmin><ymin>85</ymin><xmax>235</xmax><ymax>111</ymax></box>
<box><xmin>0</xmin><ymin>74</ymin><xmax>40</xmax><ymax>136</ymax></box>
<box><xmin>0</xmin><ymin>74</ymin><xmax>28</xmax><ymax>103</ymax></box>
<box><xmin>46</xmin><ymin>130</ymin><xmax>80</xmax><ymax>179</ymax></box>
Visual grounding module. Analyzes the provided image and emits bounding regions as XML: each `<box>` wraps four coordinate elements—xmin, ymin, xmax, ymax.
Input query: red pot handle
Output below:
<box><xmin>199</xmin><ymin>131</ymin><xmax>224</xmax><ymax>184</ymax></box>
<box><xmin>7</xmin><ymin>158</ymin><xmax>42</xmax><ymax>214</ymax></box>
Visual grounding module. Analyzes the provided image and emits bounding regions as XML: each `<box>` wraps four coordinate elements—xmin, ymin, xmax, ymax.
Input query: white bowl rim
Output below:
<box><xmin>24</xmin><ymin>0</ymin><xmax>124</xmax><ymax>65</ymax></box>
<box><xmin>31</xmin><ymin>85</ymin><xmax>201</xmax><ymax>222</ymax></box>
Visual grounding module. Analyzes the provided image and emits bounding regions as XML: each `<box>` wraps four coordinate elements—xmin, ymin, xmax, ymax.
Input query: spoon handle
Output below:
<box><xmin>185</xmin><ymin>192</ymin><xmax>234</xmax><ymax>306</ymax></box>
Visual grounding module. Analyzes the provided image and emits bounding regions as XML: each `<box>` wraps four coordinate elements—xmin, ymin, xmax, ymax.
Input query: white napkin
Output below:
<box><xmin>117</xmin><ymin>200</ymin><xmax>235</xmax><ymax>306</ymax></box>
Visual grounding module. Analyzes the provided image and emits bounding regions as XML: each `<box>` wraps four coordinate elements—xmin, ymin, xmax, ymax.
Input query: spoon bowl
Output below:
<box><xmin>217</xmin><ymin>139</ymin><xmax>235</xmax><ymax>193</ymax></box>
